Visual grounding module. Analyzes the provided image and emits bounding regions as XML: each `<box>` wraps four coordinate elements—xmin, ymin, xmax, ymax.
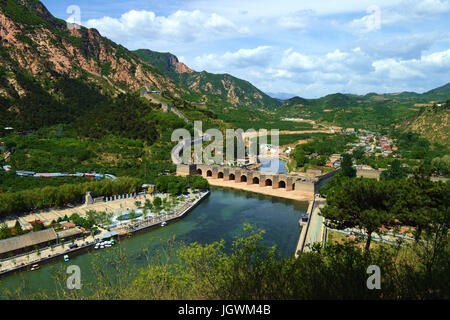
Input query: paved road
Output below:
<box><xmin>140</xmin><ymin>88</ymin><xmax>189</xmax><ymax>123</ymax></box>
<box><xmin>303</xmin><ymin>200</ymin><xmax>326</xmax><ymax>252</ymax></box>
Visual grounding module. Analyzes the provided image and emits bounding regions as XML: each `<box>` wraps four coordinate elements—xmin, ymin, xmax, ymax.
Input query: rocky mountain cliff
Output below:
<box><xmin>0</xmin><ymin>0</ymin><xmax>189</xmax><ymax>102</ymax></box>
<box><xmin>134</xmin><ymin>49</ymin><xmax>281</xmax><ymax>109</ymax></box>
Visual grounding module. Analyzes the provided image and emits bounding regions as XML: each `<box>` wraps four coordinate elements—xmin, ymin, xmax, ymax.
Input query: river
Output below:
<box><xmin>258</xmin><ymin>157</ymin><xmax>287</xmax><ymax>174</ymax></box>
<box><xmin>0</xmin><ymin>187</ymin><xmax>307</xmax><ymax>298</ymax></box>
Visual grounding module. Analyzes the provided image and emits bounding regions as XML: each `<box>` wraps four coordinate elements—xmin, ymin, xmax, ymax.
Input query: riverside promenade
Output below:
<box><xmin>295</xmin><ymin>197</ymin><xmax>327</xmax><ymax>257</ymax></box>
<box><xmin>0</xmin><ymin>190</ymin><xmax>210</xmax><ymax>277</ymax></box>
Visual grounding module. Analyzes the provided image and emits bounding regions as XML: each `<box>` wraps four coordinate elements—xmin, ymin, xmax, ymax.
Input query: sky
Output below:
<box><xmin>41</xmin><ymin>0</ymin><xmax>450</xmax><ymax>98</ymax></box>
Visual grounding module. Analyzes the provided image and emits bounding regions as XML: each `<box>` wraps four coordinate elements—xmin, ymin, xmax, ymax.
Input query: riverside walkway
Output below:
<box><xmin>295</xmin><ymin>197</ymin><xmax>327</xmax><ymax>257</ymax></box>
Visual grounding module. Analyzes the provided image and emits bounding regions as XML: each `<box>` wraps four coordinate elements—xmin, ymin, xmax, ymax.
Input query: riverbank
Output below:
<box><xmin>205</xmin><ymin>177</ymin><xmax>313</xmax><ymax>202</ymax></box>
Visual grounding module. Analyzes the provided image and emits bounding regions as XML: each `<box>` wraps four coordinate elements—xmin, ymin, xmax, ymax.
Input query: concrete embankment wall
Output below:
<box><xmin>356</xmin><ymin>169</ymin><xmax>381</xmax><ymax>180</ymax></box>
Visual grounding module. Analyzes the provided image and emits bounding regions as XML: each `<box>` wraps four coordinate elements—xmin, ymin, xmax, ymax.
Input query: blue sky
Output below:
<box><xmin>41</xmin><ymin>0</ymin><xmax>450</xmax><ymax>98</ymax></box>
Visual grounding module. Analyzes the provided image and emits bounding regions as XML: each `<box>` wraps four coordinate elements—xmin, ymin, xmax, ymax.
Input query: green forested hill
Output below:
<box><xmin>134</xmin><ymin>49</ymin><xmax>282</xmax><ymax>109</ymax></box>
<box><xmin>278</xmin><ymin>84</ymin><xmax>450</xmax><ymax>131</ymax></box>
<box><xmin>399</xmin><ymin>101</ymin><xmax>450</xmax><ymax>146</ymax></box>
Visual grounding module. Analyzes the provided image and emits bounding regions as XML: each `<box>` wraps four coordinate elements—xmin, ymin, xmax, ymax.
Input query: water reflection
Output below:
<box><xmin>258</xmin><ymin>158</ymin><xmax>287</xmax><ymax>174</ymax></box>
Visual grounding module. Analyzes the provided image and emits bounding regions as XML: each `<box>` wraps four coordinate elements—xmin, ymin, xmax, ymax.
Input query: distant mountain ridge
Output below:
<box><xmin>281</xmin><ymin>82</ymin><xmax>450</xmax><ymax>109</ymax></box>
<box><xmin>134</xmin><ymin>49</ymin><xmax>282</xmax><ymax>109</ymax></box>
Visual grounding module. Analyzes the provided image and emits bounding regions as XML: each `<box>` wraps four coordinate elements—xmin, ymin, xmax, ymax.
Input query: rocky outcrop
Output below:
<box><xmin>0</xmin><ymin>0</ymin><xmax>187</xmax><ymax>98</ymax></box>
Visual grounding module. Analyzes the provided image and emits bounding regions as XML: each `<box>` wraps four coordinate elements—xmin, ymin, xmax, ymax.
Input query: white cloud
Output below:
<box><xmin>85</xmin><ymin>9</ymin><xmax>247</xmax><ymax>44</ymax></box>
<box><xmin>192</xmin><ymin>46</ymin><xmax>275</xmax><ymax>71</ymax></box>
<box><xmin>373</xmin><ymin>49</ymin><xmax>450</xmax><ymax>79</ymax></box>
<box><xmin>280</xmin><ymin>49</ymin><xmax>318</xmax><ymax>70</ymax></box>
<box><xmin>76</xmin><ymin>0</ymin><xmax>450</xmax><ymax>97</ymax></box>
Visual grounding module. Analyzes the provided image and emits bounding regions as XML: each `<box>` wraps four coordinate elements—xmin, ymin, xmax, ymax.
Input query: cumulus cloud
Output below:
<box><xmin>372</xmin><ymin>49</ymin><xmax>450</xmax><ymax>79</ymax></box>
<box><xmin>78</xmin><ymin>0</ymin><xmax>450</xmax><ymax>97</ymax></box>
<box><xmin>85</xmin><ymin>9</ymin><xmax>247</xmax><ymax>44</ymax></box>
<box><xmin>192</xmin><ymin>46</ymin><xmax>275</xmax><ymax>71</ymax></box>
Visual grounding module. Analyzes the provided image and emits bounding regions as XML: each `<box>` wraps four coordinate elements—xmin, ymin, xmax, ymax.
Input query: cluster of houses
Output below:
<box><xmin>309</xmin><ymin>129</ymin><xmax>398</xmax><ymax>170</ymax></box>
<box><xmin>344</xmin><ymin>129</ymin><xmax>397</xmax><ymax>159</ymax></box>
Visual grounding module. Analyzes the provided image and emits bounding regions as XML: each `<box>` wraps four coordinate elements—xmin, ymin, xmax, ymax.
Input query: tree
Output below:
<box><xmin>14</xmin><ymin>220</ymin><xmax>23</xmax><ymax>236</ymax></box>
<box><xmin>341</xmin><ymin>154</ymin><xmax>356</xmax><ymax>178</ymax></box>
<box><xmin>380</xmin><ymin>160</ymin><xmax>406</xmax><ymax>180</ymax></box>
<box><xmin>320</xmin><ymin>178</ymin><xmax>395</xmax><ymax>251</ymax></box>
<box><xmin>0</xmin><ymin>222</ymin><xmax>11</xmax><ymax>240</ymax></box>
<box><xmin>144</xmin><ymin>199</ymin><xmax>152</xmax><ymax>209</ymax></box>
<box><xmin>129</xmin><ymin>210</ymin><xmax>136</xmax><ymax>223</ymax></box>
<box><xmin>153</xmin><ymin>197</ymin><xmax>162</xmax><ymax>208</ymax></box>
<box><xmin>392</xmin><ymin>170</ymin><xmax>449</xmax><ymax>241</ymax></box>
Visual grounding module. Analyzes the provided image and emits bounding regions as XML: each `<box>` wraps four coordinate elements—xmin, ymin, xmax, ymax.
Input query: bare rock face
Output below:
<box><xmin>0</xmin><ymin>1</ymin><xmax>186</xmax><ymax>98</ymax></box>
<box><xmin>167</xmin><ymin>54</ymin><xmax>193</xmax><ymax>74</ymax></box>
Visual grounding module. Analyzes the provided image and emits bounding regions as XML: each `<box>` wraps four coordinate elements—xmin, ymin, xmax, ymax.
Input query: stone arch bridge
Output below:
<box><xmin>177</xmin><ymin>164</ymin><xmax>338</xmax><ymax>195</ymax></box>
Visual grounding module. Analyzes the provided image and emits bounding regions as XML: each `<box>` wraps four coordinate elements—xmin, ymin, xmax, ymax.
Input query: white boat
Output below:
<box><xmin>100</xmin><ymin>245</ymin><xmax>105</xmax><ymax>249</ymax></box>
<box><xmin>63</xmin><ymin>255</ymin><xmax>70</xmax><ymax>262</ymax></box>
<box><xmin>161</xmin><ymin>221</ymin><xmax>167</xmax><ymax>226</ymax></box>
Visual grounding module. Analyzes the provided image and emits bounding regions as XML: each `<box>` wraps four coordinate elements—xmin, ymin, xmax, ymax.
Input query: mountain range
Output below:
<box><xmin>0</xmin><ymin>0</ymin><xmax>449</xmax><ymax>137</ymax></box>
<box><xmin>133</xmin><ymin>49</ymin><xmax>281</xmax><ymax>109</ymax></box>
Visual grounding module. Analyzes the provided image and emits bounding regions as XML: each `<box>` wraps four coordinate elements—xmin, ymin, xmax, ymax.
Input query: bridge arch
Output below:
<box><xmin>218</xmin><ymin>172</ymin><xmax>224</xmax><ymax>179</ymax></box>
<box><xmin>265</xmin><ymin>179</ymin><xmax>272</xmax><ymax>186</ymax></box>
<box><xmin>206</xmin><ymin>170</ymin><xmax>212</xmax><ymax>177</ymax></box>
<box><xmin>229</xmin><ymin>173</ymin><xmax>235</xmax><ymax>181</ymax></box>
<box><xmin>240</xmin><ymin>175</ymin><xmax>247</xmax><ymax>182</ymax></box>
<box><xmin>278</xmin><ymin>180</ymin><xmax>286</xmax><ymax>188</ymax></box>
<box><xmin>252</xmin><ymin>177</ymin><xmax>259</xmax><ymax>184</ymax></box>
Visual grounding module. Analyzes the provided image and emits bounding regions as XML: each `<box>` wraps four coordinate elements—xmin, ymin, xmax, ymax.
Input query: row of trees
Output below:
<box><xmin>0</xmin><ymin>177</ymin><xmax>142</xmax><ymax>216</ymax></box>
<box><xmin>155</xmin><ymin>175</ymin><xmax>209</xmax><ymax>195</ymax></box>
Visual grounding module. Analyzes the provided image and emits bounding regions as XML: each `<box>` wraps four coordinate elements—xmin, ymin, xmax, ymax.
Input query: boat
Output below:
<box><xmin>161</xmin><ymin>221</ymin><xmax>167</xmax><ymax>226</ymax></box>
<box><xmin>63</xmin><ymin>255</ymin><xmax>70</xmax><ymax>262</ymax></box>
<box><xmin>30</xmin><ymin>264</ymin><xmax>39</xmax><ymax>271</ymax></box>
<box><xmin>299</xmin><ymin>216</ymin><xmax>309</xmax><ymax>225</ymax></box>
<box><xmin>100</xmin><ymin>245</ymin><xmax>105</xmax><ymax>249</ymax></box>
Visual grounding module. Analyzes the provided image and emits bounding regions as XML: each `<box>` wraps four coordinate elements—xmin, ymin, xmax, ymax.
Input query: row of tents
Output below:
<box><xmin>2</xmin><ymin>166</ymin><xmax>117</xmax><ymax>180</ymax></box>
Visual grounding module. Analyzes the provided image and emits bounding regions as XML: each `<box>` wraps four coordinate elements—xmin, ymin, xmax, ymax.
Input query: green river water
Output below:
<box><xmin>0</xmin><ymin>187</ymin><xmax>307</xmax><ymax>298</ymax></box>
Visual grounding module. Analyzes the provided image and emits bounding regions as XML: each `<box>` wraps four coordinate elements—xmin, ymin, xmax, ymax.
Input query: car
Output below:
<box><xmin>68</xmin><ymin>244</ymin><xmax>78</xmax><ymax>249</ymax></box>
